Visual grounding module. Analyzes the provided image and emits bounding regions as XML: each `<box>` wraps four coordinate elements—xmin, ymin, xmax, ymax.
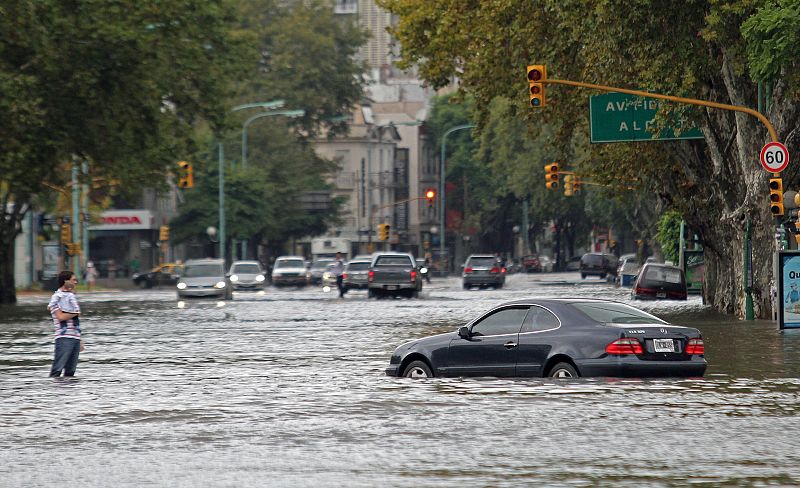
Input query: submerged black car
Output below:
<box><xmin>386</xmin><ymin>298</ymin><xmax>706</xmax><ymax>379</ymax></box>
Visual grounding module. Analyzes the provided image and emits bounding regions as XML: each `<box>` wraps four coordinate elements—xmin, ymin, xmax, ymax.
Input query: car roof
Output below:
<box><xmin>184</xmin><ymin>258</ymin><xmax>224</xmax><ymax>265</ymax></box>
<box><xmin>467</xmin><ymin>254</ymin><xmax>497</xmax><ymax>259</ymax></box>
<box><xmin>641</xmin><ymin>262</ymin><xmax>681</xmax><ymax>270</ymax></box>
<box><xmin>231</xmin><ymin>260</ymin><xmax>261</xmax><ymax>265</ymax></box>
<box><xmin>346</xmin><ymin>259</ymin><xmax>371</xmax><ymax>264</ymax></box>
<box><xmin>495</xmin><ymin>297</ymin><xmax>633</xmax><ymax>307</ymax></box>
<box><xmin>275</xmin><ymin>255</ymin><xmax>305</xmax><ymax>260</ymax></box>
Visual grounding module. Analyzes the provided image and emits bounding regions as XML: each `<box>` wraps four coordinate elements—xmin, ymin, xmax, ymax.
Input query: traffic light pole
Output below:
<box><xmin>440</xmin><ymin>124</ymin><xmax>476</xmax><ymax>275</ymax></box>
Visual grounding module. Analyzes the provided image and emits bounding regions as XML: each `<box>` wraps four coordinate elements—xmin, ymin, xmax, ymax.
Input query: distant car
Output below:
<box><xmin>342</xmin><ymin>258</ymin><xmax>372</xmax><ymax>291</ymax></box>
<box><xmin>132</xmin><ymin>263</ymin><xmax>183</xmax><ymax>289</ymax></box>
<box><xmin>271</xmin><ymin>256</ymin><xmax>309</xmax><ymax>287</ymax></box>
<box><xmin>386</xmin><ymin>298</ymin><xmax>706</xmax><ymax>378</ymax></box>
<box><xmin>176</xmin><ymin>258</ymin><xmax>231</xmax><ymax>300</ymax></box>
<box><xmin>308</xmin><ymin>258</ymin><xmax>334</xmax><ymax>285</ymax></box>
<box><xmin>565</xmin><ymin>256</ymin><xmax>582</xmax><ymax>271</ymax></box>
<box><xmin>580</xmin><ymin>253</ymin><xmax>617</xmax><ymax>280</ymax></box>
<box><xmin>539</xmin><ymin>256</ymin><xmax>554</xmax><ymax>273</ymax></box>
<box><xmin>321</xmin><ymin>263</ymin><xmax>339</xmax><ymax>289</ymax></box>
<box><xmin>616</xmin><ymin>253</ymin><xmax>639</xmax><ymax>286</ymax></box>
<box><xmin>228</xmin><ymin>260</ymin><xmax>266</xmax><ymax>291</ymax></box>
<box><xmin>632</xmin><ymin>263</ymin><xmax>688</xmax><ymax>300</ymax></box>
<box><xmin>521</xmin><ymin>254</ymin><xmax>541</xmax><ymax>273</ymax></box>
<box><xmin>462</xmin><ymin>254</ymin><xmax>506</xmax><ymax>289</ymax></box>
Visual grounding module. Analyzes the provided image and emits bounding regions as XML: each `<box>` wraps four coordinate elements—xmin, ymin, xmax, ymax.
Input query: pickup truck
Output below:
<box><xmin>368</xmin><ymin>252</ymin><xmax>422</xmax><ymax>298</ymax></box>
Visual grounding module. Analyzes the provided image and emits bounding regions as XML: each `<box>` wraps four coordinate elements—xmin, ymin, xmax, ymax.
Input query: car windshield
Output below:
<box><xmin>232</xmin><ymin>264</ymin><xmax>261</xmax><ymax>274</ymax></box>
<box><xmin>311</xmin><ymin>260</ymin><xmax>333</xmax><ymax>270</ymax></box>
<box><xmin>644</xmin><ymin>266</ymin><xmax>683</xmax><ymax>284</ymax></box>
<box><xmin>467</xmin><ymin>257</ymin><xmax>497</xmax><ymax>267</ymax></box>
<box><xmin>275</xmin><ymin>259</ymin><xmax>304</xmax><ymax>268</ymax></box>
<box><xmin>347</xmin><ymin>262</ymin><xmax>369</xmax><ymax>271</ymax></box>
<box><xmin>184</xmin><ymin>264</ymin><xmax>224</xmax><ymax>277</ymax></box>
<box><xmin>569</xmin><ymin>301</ymin><xmax>666</xmax><ymax>324</ymax></box>
<box><xmin>375</xmin><ymin>256</ymin><xmax>412</xmax><ymax>266</ymax></box>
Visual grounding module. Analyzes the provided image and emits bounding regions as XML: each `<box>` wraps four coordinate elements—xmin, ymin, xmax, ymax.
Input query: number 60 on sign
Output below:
<box><xmin>761</xmin><ymin>141</ymin><xmax>789</xmax><ymax>173</ymax></box>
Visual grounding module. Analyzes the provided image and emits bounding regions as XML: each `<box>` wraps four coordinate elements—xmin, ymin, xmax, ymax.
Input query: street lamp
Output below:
<box><xmin>241</xmin><ymin>109</ymin><xmax>305</xmax><ymax>168</ymax></box>
<box><xmin>439</xmin><ymin>123</ymin><xmax>476</xmax><ymax>275</ymax></box>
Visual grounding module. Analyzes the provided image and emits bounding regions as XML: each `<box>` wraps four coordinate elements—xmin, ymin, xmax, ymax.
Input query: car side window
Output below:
<box><xmin>520</xmin><ymin>306</ymin><xmax>560</xmax><ymax>333</ymax></box>
<box><xmin>471</xmin><ymin>307</ymin><xmax>529</xmax><ymax>337</ymax></box>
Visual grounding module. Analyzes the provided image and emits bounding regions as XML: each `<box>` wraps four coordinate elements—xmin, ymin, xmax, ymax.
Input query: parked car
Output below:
<box><xmin>228</xmin><ymin>260</ymin><xmax>266</xmax><ymax>291</ymax></box>
<box><xmin>132</xmin><ymin>263</ymin><xmax>183</xmax><ymax>289</ymax></box>
<box><xmin>539</xmin><ymin>256</ymin><xmax>554</xmax><ymax>273</ymax></box>
<box><xmin>631</xmin><ymin>263</ymin><xmax>688</xmax><ymax>300</ymax></box>
<box><xmin>462</xmin><ymin>254</ymin><xmax>506</xmax><ymax>289</ymax></box>
<box><xmin>579</xmin><ymin>252</ymin><xmax>617</xmax><ymax>280</ymax></box>
<box><xmin>176</xmin><ymin>258</ymin><xmax>231</xmax><ymax>300</ymax></box>
<box><xmin>343</xmin><ymin>258</ymin><xmax>372</xmax><ymax>291</ymax></box>
<box><xmin>308</xmin><ymin>258</ymin><xmax>334</xmax><ymax>285</ymax></box>
<box><xmin>386</xmin><ymin>298</ymin><xmax>706</xmax><ymax>378</ymax></box>
<box><xmin>521</xmin><ymin>254</ymin><xmax>542</xmax><ymax>273</ymax></box>
<box><xmin>615</xmin><ymin>253</ymin><xmax>639</xmax><ymax>286</ymax></box>
<box><xmin>271</xmin><ymin>256</ymin><xmax>309</xmax><ymax>287</ymax></box>
<box><xmin>565</xmin><ymin>256</ymin><xmax>582</xmax><ymax>271</ymax></box>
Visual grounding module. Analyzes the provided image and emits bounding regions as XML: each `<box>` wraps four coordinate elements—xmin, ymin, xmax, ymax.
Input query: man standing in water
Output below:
<box><xmin>332</xmin><ymin>252</ymin><xmax>346</xmax><ymax>298</ymax></box>
<box><xmin>48</xmin><ymin>270</ymin><xmax>84</xmax><ymax>377</ymax></box>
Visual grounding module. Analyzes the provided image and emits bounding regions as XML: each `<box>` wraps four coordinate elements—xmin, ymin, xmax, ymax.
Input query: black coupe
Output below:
<box><xmin>386</xmin><ymin>298</ymin><xmax>707</xmax><ymax>378</ymax></box>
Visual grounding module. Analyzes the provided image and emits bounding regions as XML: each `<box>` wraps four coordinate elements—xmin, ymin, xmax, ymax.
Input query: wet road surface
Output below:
<box><xmin>2</xmin><ymin>273</ymin><xmax>800</xmax><ymax>486</ymax></box>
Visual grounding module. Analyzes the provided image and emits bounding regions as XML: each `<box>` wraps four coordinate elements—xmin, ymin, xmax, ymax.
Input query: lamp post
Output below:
<box><xmin>218</xmin><ymin>101</ymin><xmax>289</xmax><ymax>264</ymax></box>
<box><xmin>241</xmin><ymin>109</ymin><xmax>305</xmax><ymax>168</ymax></box>
<box><xmin>439</xmin><ymin>123</ymin><xmax>475</xmax><ymax>275</ymax></box>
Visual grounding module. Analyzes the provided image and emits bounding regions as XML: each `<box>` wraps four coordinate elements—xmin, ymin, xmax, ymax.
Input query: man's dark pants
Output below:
<box><xmin>50</xmin><ymin>338</ymin><xmax>80</xmax><ymax>377</ymax></box>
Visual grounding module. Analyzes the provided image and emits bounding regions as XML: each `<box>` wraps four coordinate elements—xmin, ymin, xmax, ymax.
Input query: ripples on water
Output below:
<box><xmin>2</xmin><ymin>275</ymin><xmax>800</xmax><ymax>487</ymax></box>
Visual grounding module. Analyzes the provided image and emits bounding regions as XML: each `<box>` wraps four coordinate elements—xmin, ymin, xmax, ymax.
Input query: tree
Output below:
<box><xmin>379</xmin><ymin>0</ymin><xmax>800</xmax><ymax>318</ymax></box>
<box><xmin>0</xmin><ymin>0</ymin><xmax>251</xmax><ymax>303</ymax></box>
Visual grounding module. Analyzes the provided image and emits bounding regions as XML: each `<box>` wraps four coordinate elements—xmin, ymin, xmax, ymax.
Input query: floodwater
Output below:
<box><xmin>2</xmin><ymin>273</ymin><xmax>799</xmax><ymax>487</ymax></box>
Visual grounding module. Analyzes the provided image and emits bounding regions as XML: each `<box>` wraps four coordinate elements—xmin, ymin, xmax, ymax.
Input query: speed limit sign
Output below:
<box><xmin>760</xmin><ymin>141</ymin><xmax>789</xmax><ymax>173</ymax></box>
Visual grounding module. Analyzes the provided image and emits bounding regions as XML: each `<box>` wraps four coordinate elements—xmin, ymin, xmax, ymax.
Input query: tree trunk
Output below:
<box><xmin>0</xmin><ymin>225</ymin><xmax>17</xmax><ymax>304</ymax></box>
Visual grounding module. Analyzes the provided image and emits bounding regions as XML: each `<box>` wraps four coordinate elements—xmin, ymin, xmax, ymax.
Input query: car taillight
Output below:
<box><xmin>410</xmin><ymin>270</ymin><xmax>417</xmax><ymax>281</ymax></box>
<box><xmin>501</xmin><ymin>267</ymin><xmax>507</xmax><ymax>274</ymax></box>
<box><xmin>635</xmin><ymin>287</ymin><xmax>657</xmax><ymax>296</ymax></box>
<box><xmin>368</xmin><ymin>270</ymin><xmax>374</xmax><ymax>282</ymax></box>
<box><xmin>490</xmin><ymin>267</ymin><xmax>499</xmax><ymax>274</ymax></box>
<box><xmin>605</xmin><ymin>338</ymin><xmax>643</xmax><ymax>355</ymax></box>
<box><xmin>464</xmin><ymin>267</ymin><xmax>473</xmax><ymax>273</ymax></box>
<box><xmin>342</xmin><ymin>273</ymin><xmax>348</xmax><ymax>280</ymax></box>
<box><xmin>686</xmin><ymin>338</ymin><xmax>704</xmax><ymax>355</ymax></box>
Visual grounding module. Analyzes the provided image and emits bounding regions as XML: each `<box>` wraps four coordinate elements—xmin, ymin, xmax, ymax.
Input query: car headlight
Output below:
<box><xmin>214</xmin><ymin>281</ymin><xmax>226</xmax><ymax>289</ymax></box>
<box><xmin>323</xmin><ymin>272</ymin><xmax>331</xmax><ymax>279</ymax></box>
<box><xmin>420</xmin><ymin>267</ymin><xmax>428</xmax><ymax>273</ymax></box>
<box><xmin>177</xmin><ymin>282</ymin><xmax>187</xmax><ymax>290</ymax></box>
<box><xmin>255</xmin><ymin>275</ymin><xmax>265</xmax><ymax>282</ymax></box>
<box><xmin>230</xmin><ymin>275</ymin><xmax>239</xmax><ymax>282</ymax></box>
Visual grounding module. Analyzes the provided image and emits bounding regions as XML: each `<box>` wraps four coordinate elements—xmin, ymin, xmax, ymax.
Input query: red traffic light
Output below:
<box><xmin>527</xmin><ymin>69</ymin><xmax>542</xmax><ymax>82</ymax></box>
<box><xmin>530</xmin><ymin>85</ymin><xmax>541</xmax><ymax>95</ymax></box>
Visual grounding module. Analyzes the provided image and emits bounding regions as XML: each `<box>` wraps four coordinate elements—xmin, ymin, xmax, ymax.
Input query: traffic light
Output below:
<box><xmin>544</xmin><ymin>162</ymin><xmax>559</xmax><ymax>189</ymax></box>
<box><xmin>66</xmin><ymin>242</ymin><xmax>82</xmax><ymax>256</ymax></box>
<box><xmin>177</xmin><ymin>161</ymin><xmax>194</xmax><ymax>188</ymax></box>
<box><xmin>159</xmin><ymin>225</ymin><xmax>170</xmax><ymax>242</ymax></box>
<box><xmin>378</xmin><ymin>223</ymin><xmax>390</xmax><ymax>241</ymax></box>
<box><xmin>564</xmin><ymin>174</ymin><xmax>575</xmax><ymax>197</ymax></box>
<box><xmin>60</xmin><ymin>224</ymin><xmax>71</xmax><ymax>244</ymax></box>
<box><xmin>425</xmin><ymin>188</ymin><xmax>436</xmax><ymax>208</ymax></box>
<box><xmin>573</xmin><ymin>177</ymin><xmax>582</xmax><ymax>195</ymax></box>
<box><xmin>527</xmin><ymin>64</ymin><xmax>547</xmax><ymax>107</ymax></box>
<box><xmin>769</xmin><ymin>178</ymin><xmax>784</xmax><ymax>216</ymax></box>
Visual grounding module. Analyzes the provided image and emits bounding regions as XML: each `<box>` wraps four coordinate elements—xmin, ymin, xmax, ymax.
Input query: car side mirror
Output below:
<box><xmin>458</xmin><ymin>326</ymin><xmax>471</xmax><ymax>339</ymax></box>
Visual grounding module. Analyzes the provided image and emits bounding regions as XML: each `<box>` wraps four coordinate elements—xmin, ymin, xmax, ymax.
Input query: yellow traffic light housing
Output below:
<box><xmin>378</xmin><ymin>223</ymin><xmax>390</xmax><ymax>241</ymax></box>
<box><xmin>544</xmin><ymin>162</ymin><xmax>559</xmax><ymax>190</ymax></box>
<box><xmin>527</xmin><ymin>65</ymin><xmax>547</xmax><ymax>107</ymax></box>
<box><xmin>177</xmin><ymin>161</ymin><xmax>194</xmax><ymax>188</ymax></box>
<box><xmin>769</xmin><ymin>178</ymin><xmax>784</xmax><ymax>216</ymax></box>
<box><xmin>159</xmin><ymin>225</ymin><xmax>170</xmax><ymax>242</ymax></box>
<box><xmin>564</xmin><ymin>174</ymin><xmax>575</xmax><ymax>197</ymax></box>
<box><xmin>60</xmin><ymin>224</ymin><xmax>72</xmax><ymax>244</ymax></box>
<box><xmin>425</xmin><ymin>188</ymin><xmax>436</xmax><ymax>208</ymax></box>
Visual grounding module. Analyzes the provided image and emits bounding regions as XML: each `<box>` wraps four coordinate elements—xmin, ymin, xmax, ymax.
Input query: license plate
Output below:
<box><xmin>656</xmin><ymin>292</ymin><xmax>666</xmax><ymax>298</ymax></box>
<box><xmin>386</xmin><ymin>285</ymin><xmax>398</xmax><ymax>290</ymax></box>
<box><xmin>653</xmin><ymin>339</ymin><xmax>675</xmax><ymax>353</ymax></box>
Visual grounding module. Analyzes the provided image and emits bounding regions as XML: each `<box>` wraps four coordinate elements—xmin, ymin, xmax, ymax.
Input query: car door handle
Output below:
<box><xmin>504</xmin><ymin>341</ymin><xmax>518</xmax><ymax>349</ymax></box>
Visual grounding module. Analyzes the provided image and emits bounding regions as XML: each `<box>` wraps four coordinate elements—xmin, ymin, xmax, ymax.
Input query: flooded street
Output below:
<box><xmin>3</xmin><ymin>273</ymin><xmax>800</xmax><ymax>486</ymax></box>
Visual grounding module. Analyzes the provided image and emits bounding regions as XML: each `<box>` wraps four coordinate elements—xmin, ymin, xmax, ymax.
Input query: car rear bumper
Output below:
<box><xmin>369</xmin><ymin>283</ymin><xmax>415</xmax><ymax>290</ymax></box>
<box><xmin>575</xmin><ymin>357</ymin><xmax>707</xmax><ymax>377</ymax></box>
<box><xmin>463</xmin><ymin>277</ymin><xmax>504</xmax><ymax>286</ymax></box>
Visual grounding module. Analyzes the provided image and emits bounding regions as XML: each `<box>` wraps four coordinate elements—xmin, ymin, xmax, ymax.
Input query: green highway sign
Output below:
<box><xmin>589</xmin><ymin>93</ymin><xmax>704</xmax><ymax>143</ymax></box>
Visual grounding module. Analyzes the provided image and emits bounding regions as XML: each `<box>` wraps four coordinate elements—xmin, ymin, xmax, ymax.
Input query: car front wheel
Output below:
<box><xmin>548</xmin><ymin>362</ymin><xmax>579</xmax><ymax>378</ymax></box>
<box><xmin>402</xmin><ymin>360</ymin><xmax>433</xmax><ymax>378</ymax></box>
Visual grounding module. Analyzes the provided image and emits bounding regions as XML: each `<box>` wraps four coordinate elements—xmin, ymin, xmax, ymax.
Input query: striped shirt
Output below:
<box><xmin>48</xmin><ymin>289</ymin><xmax>81</xmax><ymax>340</ymax></box>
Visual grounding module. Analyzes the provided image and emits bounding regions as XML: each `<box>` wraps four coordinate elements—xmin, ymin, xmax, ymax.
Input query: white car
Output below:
<box><xmin>271</xmin><ymin>256</ymin><xmax>309</xmax><ymax>287</ymax></box>
<box><xmin>228</xmin><ymin>260</ymin><xmax>266</xmax><ymax>291</ymax></box>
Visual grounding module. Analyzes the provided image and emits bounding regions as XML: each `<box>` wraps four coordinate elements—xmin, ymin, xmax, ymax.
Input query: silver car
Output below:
<box><xmin>228</xmin><ymin>260</ymin><xmax>266</xmax><ymax>291</ymax></box>
<box><xmin>176</xmin><ymin>258</ymin><xmax>231</xmax><ymax>299</ymax></box>
<box><xmin>308</xmin><ymin>258</ymin><xmax>334</xmax><ymax>285</ymax></box>
<box><xmin>343</xmin><ymin>258</ymin><xmax>371</xmax><ymax>291</ymax></box>
<box><xmin>271</xmin><ymin>256</ymin><xmax>309</xmax><ymax>287</ymax></box>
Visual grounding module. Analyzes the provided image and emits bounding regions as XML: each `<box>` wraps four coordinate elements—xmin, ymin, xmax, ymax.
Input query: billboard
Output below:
<box><xmin>778</xmin><ymin>251</ymin><xmax>800</xmax><ymax>329</ymax></box>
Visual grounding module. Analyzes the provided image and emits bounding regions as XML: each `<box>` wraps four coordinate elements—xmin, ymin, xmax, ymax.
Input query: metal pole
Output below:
<box><xmin>81</xmin><ymin>161</ymin><xmax>89</xmax><ymax>263</ymax></box>
<box><xmin>218</xmin><ymin>143</ymin><xmax>225</xmax><ymax>265</ymax></box>
<box><xmin>439</xmin><ymin>124</ymin><xmax>476</xmax><ymax>275</ymax></box>
<box><xmin>71</xmin><ymin>164</ymin><xmax>80</xmax><ymax>278</ymax></box>
<box><xmin>522</xmin><ymin>199</ymin><xmax>530</xmax><ymax>255</ymax></box>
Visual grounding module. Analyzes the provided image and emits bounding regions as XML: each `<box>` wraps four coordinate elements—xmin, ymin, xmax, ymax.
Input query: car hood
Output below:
<box><xmin>273</xmin><ymin>267</ymin><xmax>306</xmax><ymax>274</ymax></box>
<box><xmin>180</xmin><ymin>277</ymin><xmax>224</xmax><ymax>286</ymax></box>
<box><xmin>232</xmin><ymin>273</ymin><xmax>262</xmax><ymax>279</ymax></box>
